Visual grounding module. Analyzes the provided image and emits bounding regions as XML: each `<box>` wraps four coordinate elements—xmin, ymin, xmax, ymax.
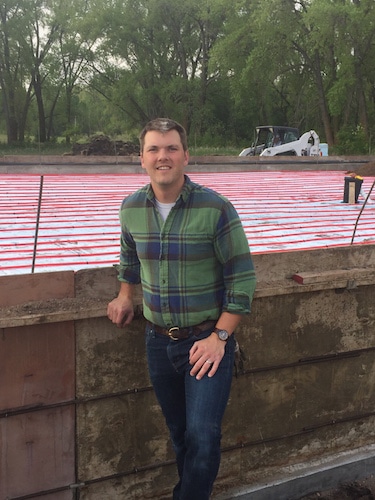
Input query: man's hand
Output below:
<box><xmin>107</xmin><ymin>295</ymin><xmax>134</xmax><ymax>327</ymax></box>
<box><xmin>189</xmin><ymin>333</ymin><xmax>226</xmax><ymax>380</ymax></box>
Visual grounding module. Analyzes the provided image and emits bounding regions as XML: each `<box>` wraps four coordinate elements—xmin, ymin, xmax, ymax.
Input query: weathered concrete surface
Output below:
<box><xmin>0</xmin><ymin>154</ymin><xmax>373</xmax><ymax>174</ymax></box>
<box><xmin>1</xmin><ymin>245</ymin><xmax>375</xmax><ymax>499</ymax></box>
<box><xmin>215</xmin><ymin>446</ymin><xmax>375</xmax><ymax>499</ymax></box>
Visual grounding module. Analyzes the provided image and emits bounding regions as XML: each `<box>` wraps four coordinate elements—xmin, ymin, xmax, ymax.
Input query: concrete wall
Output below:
<box><xmin>1</xmin><ymin>245</ymin><xmax>375</xmax><ymax>499</ymax></box>
<box><xmin>0</xmin><ymin>154</ymin><xmax>373</xmax><ymax>174</ymax></box>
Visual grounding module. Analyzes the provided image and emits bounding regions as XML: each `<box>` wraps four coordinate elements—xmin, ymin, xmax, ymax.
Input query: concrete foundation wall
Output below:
<box><xmin>1</xmin><ymin>245</ymin><xmax>375</xmax><ymax>499</ymax></box>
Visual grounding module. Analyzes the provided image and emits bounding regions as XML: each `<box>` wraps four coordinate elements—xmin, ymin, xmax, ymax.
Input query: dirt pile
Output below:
<box><xmin>349</xmin><ymin>161</ymin><xmax>375</xmax><ymax>177</ymax></box>
<box><xmin>72</xmin><ymin>134</ymin><xmax>140</xmax><ymax>156</ymax></box>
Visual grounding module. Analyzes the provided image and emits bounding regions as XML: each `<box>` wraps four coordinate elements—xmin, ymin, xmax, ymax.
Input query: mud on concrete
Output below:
<box><xmin>299</xmin><ymin>475</ymin><xmax>375</xmax><ymax>499</ymax></box>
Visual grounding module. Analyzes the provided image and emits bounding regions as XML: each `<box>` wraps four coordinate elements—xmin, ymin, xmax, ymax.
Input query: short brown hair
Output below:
<box><xmin>139</xmin><ymin>118</ymin><xmax>188</xmax><ymax>152</ymax></box>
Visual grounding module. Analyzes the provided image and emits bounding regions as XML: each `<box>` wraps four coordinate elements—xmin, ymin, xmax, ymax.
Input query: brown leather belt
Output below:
<box><xmin>147</xmin><ymin>320</ymin><xmax>216</xmax><ymax>341</ymax></box>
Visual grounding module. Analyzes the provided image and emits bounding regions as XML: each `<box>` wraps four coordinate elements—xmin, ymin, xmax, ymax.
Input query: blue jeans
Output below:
<box><xmin>145</xmin><ymin>323</ymin><xmax>235</xmax><ymax>500</ymax></box>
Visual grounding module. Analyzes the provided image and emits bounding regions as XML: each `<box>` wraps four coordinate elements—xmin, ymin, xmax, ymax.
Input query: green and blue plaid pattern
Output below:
<box><xmin>118</xmin><ymin>176</ymin><xmax>256</xmax><ymax>328</ymax></box>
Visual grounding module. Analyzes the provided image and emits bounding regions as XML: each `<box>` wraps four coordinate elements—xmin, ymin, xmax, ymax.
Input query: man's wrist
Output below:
<box><xmin>213</xmin><ymin>327</ymin><xmax>230</xmax><ymax>341</ymax></box>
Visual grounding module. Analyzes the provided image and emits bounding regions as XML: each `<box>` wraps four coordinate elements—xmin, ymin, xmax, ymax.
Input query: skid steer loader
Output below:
<box><xmin>239</xmin><ymin>126</ymin><xmax>321</xmax><ymax>157</ymax></box>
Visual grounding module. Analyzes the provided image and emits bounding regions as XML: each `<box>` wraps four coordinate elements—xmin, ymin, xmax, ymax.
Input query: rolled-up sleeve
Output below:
<box><xmin>118</xmin><ymin>221</ymin><xmax>141</xmax><ymax>284</ymax></box>
<box><xmin>214</xmin><ymin>202</ymin><xmax>256</xmax><ymax>314</ymax></box>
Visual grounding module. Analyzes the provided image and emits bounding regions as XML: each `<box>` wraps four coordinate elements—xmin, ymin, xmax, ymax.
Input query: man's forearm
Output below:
<box><xmin>117</xmin><ymin>281</ymin><xmax>135</xmax><ymax>299</ymax></box>
<box><xmin>214</xmin><ymin>312</ymin><xmax>243</xmax><ymax>336</ymax></box>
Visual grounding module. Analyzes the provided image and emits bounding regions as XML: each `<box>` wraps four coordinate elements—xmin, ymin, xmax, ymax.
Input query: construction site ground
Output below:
<box><xmin>2</xmin><ymin>165</ymin><xmax>375</xmax><ymax>275</ymax></box>
<box><xmin>2</xmin><ymin>152</ymin><xmax>375</xmax><ymax>500</ymax></box>
<box><xmin>299</xmin><ymin>475</ymin><xmax>375</xmax><ymax>499</ymax></box>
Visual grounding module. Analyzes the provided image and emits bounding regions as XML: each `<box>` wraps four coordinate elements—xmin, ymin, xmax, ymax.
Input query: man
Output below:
<box><xmin>107</xmin><ymin>118</ymin><xmax>256</xmax><ymax>499</ymax></box>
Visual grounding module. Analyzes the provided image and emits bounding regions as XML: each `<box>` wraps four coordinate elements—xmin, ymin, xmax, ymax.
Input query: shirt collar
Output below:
<box><xmin>146</xmin><ymin>175</ymin><xmax>193</xmax><ymax>203</ymax></box>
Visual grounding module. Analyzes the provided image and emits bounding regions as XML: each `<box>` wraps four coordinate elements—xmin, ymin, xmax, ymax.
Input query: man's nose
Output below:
<box><xmin>157</xmin><ymin>148</ymin><xmax>169</xmax><ymax>159</ymax></box>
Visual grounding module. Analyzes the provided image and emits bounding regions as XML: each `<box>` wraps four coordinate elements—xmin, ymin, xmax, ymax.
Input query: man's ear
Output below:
<box><xmin>140</xmin><ymin>153</ymin><xmax>146</xmax><ymax>169</ymax></box>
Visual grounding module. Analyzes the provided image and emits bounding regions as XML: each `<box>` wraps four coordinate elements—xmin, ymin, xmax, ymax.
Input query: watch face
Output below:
<box><xmin>216</xmin><ymin>329</ymin><xmax>229</xmax><ymax>341</ymax></box>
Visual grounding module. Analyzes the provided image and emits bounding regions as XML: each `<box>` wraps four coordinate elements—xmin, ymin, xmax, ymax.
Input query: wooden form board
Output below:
<box><xmin>0</xmin><ymin>271</ymin><xmax>74</xmax><ymax>307</ymax></box>
<box><xmin>292</xmin><ymin>267</ymin><xmax>375</xmax><ymax>285</ymax></box>
<box><xmin>348</xmin><ymin>181</ymin><xmax>356</xmax><ymax>204</ymax></box>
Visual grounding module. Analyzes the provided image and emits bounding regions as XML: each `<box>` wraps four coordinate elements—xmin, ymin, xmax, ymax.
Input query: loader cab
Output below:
<box><xmin>239</xmin><ymin>125</ymin><xmax>301</xmax><ymax>156</ymax></box>
<box><xmin>256</xmin><ymin>126</ymin><xmax>300</xmax><ymax>150</ymax></box>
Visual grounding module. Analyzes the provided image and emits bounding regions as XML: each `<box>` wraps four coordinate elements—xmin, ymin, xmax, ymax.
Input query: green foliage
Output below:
<box><xmin>0</xmin><ymin>139</ymin><xmax>71</xmax><ymax>155</ymax></box>
<box><xmin>335</xmin><ymin>126</ymin><xmax>368</xmax><ymax>155</ymax></box>
<box><xmin>189</xmin><ymin>146</ymin><xmax>240</xmax><ymax>156</ymax></box>
<box><xmin>1</xmin><ymin>0</ymin><xmax>375</xmax><ymax>150</ymax></box>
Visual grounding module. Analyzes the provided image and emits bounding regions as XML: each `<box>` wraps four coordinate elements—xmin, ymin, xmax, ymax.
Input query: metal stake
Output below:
<box><xmin>32</xmin><ymin>175</ymin><xmax>44</xmax><ymax>273</ymax></box>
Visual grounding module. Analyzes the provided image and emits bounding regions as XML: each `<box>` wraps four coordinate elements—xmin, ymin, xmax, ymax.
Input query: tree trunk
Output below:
<box><xmin>1</xmin><ymin>79</ymin><xmax>19</xmax><ymax>144</ymax></box>
<box><xmin>7</xmin><ymin>115</ymin><xmax>18</xmax><ymax>144</ymax></box>
<box><xmin>5</xmin><ymin>101</ymin><xmax>18</xmax><ymax>144</ymax></box>
<box><xmin>18</xmin><ymin>83</ymin><xmax>33</xmax><ymax>143</ymax></box>
<box><xmin>355</xmin><ymin>62</ymin><xmax>369</xmax><ymax>137</ymax></box>
<box><xmin>47</xmin><ymin>86</ymin><xmax>62</xmax><ymax>141</ymax></box>
<box><xmin>312</xmin><ymin>54</ymin><xmax>335</xmax><ymax>146</ymax></box>
<box><xmin>33</xmin><ymin>73</ymin><xmax>47</xmax><ymax>143</ymax></box>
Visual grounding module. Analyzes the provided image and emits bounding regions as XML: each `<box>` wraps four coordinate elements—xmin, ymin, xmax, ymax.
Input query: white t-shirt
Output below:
<box><xmin>155</xmin><ymin>199</ymin><xmax>176</xmax><ymax>221</ymax></box>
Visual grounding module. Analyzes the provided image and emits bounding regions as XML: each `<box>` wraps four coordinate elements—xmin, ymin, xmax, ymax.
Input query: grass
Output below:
<box><xmin>0</xmin><ymin>141</ymin><xmax>242</xmax><ymax>157</ymax></box>
<box><xmin>0</xmin><ymin>142</ymin><xmax>72</xmax><ymax>156</ymax></box>
<box><xmin>0</xmin><ymin>134</ymin><xmax>242</xmax><ymax>157</ymax></box>
<box><xmin>189</xmin><ymin>146</ymin><xmax>241</xmax><ymax>156</ymax></box>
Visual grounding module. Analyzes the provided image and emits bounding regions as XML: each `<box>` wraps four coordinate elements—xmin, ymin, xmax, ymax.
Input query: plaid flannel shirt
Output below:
<box><xmin>118</xmin><ymin>175</ymin><xmax>256</xmax><ymax>328</ymax></box>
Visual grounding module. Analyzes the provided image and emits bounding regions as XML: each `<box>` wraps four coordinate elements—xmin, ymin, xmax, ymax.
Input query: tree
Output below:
<box><xmin>23</xmin><ymin>1</ymin><xmax>62</xmax><ymax>142</ymax></box>
<box><xmin>329</xmin><ymin>0</ymin><xmax>375</xmax><ymax>141</ymax></box>
<box><xmin>91</xmin><ymin>0</ymin><xmax>230</xmax><ymax>137</ymax></box>
<box><xmin>52</xmin><ymin>0</ymin><xmax>102</xmax><ymax>142</ymax></box>
<box><xmin>0</xmin><ymin>0</ymin><xmax>63</xmax><ymax>143</ymax></box>
<box><xmin>0</xmin><ymin>0</ymin><xmax>30</xmax><ymax>143</ymax></box>
<box><xmin>211</xmin><ymin>0</ymin><xmax>375</xmax><ymax>148</ymax></box>
<box><xmin>1</xmin><ymin>0</ymin><xmax>375</xmax><ymax>151</ymax></box>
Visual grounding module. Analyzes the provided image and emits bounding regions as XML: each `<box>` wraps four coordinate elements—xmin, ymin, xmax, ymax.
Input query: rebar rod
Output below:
<box><xmin>31</xmin><ymin>175</ymin><xmax>44</xmax><ymax>273</ymax></box>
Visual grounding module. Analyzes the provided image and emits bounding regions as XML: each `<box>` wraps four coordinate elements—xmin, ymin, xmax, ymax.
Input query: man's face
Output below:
<box><xmin>140</xmin><ymin>130</ymin><xmax>189</xmax><ymax>191</ymax></box>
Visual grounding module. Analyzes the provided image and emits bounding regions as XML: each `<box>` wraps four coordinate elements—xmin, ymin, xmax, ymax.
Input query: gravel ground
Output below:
<box><xmin>298</xmin><ymin>475</ymin><xmax>375</xmax><ymax>499</ymax></box>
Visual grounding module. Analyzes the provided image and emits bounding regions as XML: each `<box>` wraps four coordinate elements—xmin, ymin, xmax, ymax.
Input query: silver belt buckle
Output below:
<box><xmin>168</xmin><ymin>326</ymin><xmax>180</xmax><ymax>340</ymax></box>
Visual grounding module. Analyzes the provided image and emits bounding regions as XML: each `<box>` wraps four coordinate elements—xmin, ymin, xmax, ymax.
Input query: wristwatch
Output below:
<box><xmin>214</xmin><ymin>328</ymin><xmax>229</xmax><ymax>341</ymax></box>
